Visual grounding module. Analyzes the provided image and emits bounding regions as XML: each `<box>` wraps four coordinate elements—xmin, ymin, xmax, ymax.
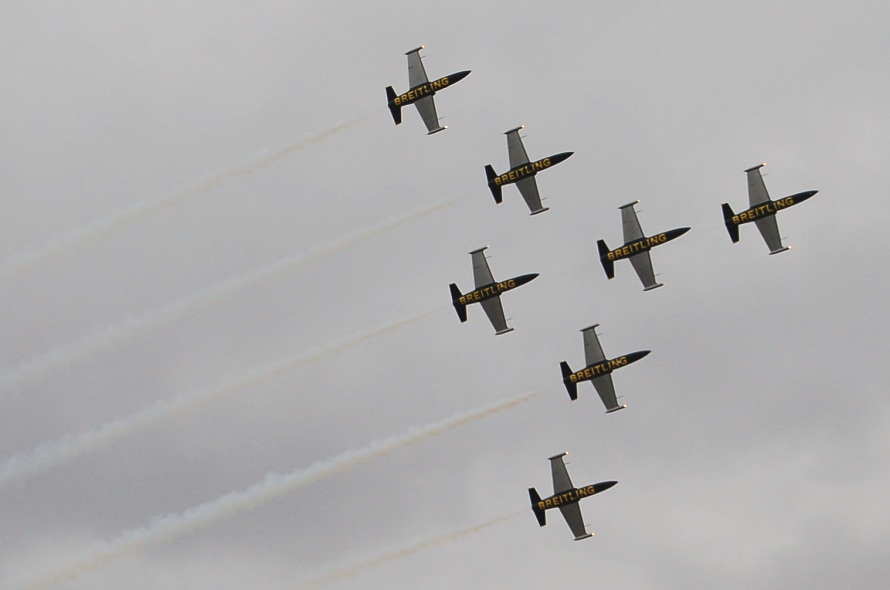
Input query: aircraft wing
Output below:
<box><xmin>506</xmin><ymin>127</ymin><xmax>530</xmax><ymax>168</ymax></box>
<box><xmin>413</xmin><ymin>96</ymin><xmax>443</xmax><ymax>134</ymax></box>
<box><xmin>620</xmin><ymin>201</ymin><xmax>644</xmax><ymax>243</ymax></box>
<box><xmin>480</xmin><ymin>297</ymin><xmax>512</xmax><ymax>335</ymax></box>
<box><xmin>629</xmin><ymin>251</ymin><xmax>662</xmax><ymax>290</ymax></box>
<box><xmin>516</xmin><ymin>177</ymin><xmax>546</xmax><ymax>214</ymax></box>
<box><xmin>549</xmin><ymin>452</ymin><xmax>574</xmax><ymax>493</ymax></box>
<box><xmin>746</xmin><ymin>164</ymin><xmax>770</xmax><ymax>206</ymax></box>
<box><xmin>755</xmin><ymin>216</ymin><xmax>787</xmax><ymax>254</ymax></box>
<box><xmin>558</xmin><ymin>502</ymin><xmax>592</xmax><ymax>540</ymax></box>
<box><xmin>470</xmin><ymin>247</ymin><xmax>495</xmax><ymax>288</ymax></box>
<box><xmin>581</xmin><ymin>325</ymin><xmax>606</xmax><ymax>367</ymax></box>
<box><xmin>592</xmin><ymin>374</ymin><xmax>622</xmax><ymax>413</ymax></box>
<box><xmin>406</xmin><ymin>48</ymin><xmax>429</xmax><ymax>87</ymax></box>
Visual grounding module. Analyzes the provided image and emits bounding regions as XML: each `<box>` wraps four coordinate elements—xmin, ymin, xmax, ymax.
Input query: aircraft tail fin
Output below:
<box><xmin>484</xmin><ymin>165</ymin><xmax>503</xmax><ymax>204</ymax></box>
<box><xmin>385</xmin><ymin>86</ymin><xmax>402</xmax><ymax>125</ymax></box>
<box><xmin>721</xmin><ymin>203</ymin><xmax>740</xmax><ymax>243</ymax></box>
<box><xmin>597</xmin><ymin>239</ymin><xmax>614</xmax><ymax>279</ymax></box>
<box><xmin>449</xmin><ymin>283</ymin><xmax>467</xmax><ymax>323</ymax></box>
<box><xmin>528</xmin><ymin>488</ymin><xmax>546</xmax><ymax>527</ymax></box>
<box><xmin>560</xmin><ymin>361</ymin><xmax>578</xmax><ymax>401</ymax></box>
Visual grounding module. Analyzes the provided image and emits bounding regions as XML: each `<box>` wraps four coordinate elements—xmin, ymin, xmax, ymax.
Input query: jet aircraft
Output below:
<box><xmin>484</xmin><ymin>125</ymin><xmax>573</xmax><ymax>215</ymax></box>
<box><xmin>597</xmin><ymin>201</ymin><xmax>690</xmax><ymax>291</ymax></box>
<box><xmin>449</xmin><ymin>247</ymin><xmax>538</xmax><ymax>335</ymax></box>
<box><xmin>528</xmin><ymin>452</ymin><xmax>617</xmax><ymax>541</ymax></box>
<box><xmin>560</xmin><ymin>324</ymin><xmax>649</xmax><ymax>413</ymax></box>
<box><xmin>721</xmin><ymin>163</ymin><xmax>818</xmax><ymax>254</ymax></box>
<box><xmin>385</xmin><ymin>46</ymin><xmax>470</xmax><ymax>135</ymax></box>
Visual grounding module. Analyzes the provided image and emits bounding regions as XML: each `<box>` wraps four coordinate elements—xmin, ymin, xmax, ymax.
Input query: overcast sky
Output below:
<box><xmin>2</xmin><ymin>1</ymin><xmax>890</xmax><ymax>589</ymax></box>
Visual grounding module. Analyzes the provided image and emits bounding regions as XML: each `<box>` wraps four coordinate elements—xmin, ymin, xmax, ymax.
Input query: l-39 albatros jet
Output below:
<box><xmin>560</xmin><ymin>324</ymin><xmax>650</xmax><ymax>413</ymax></box>
<box><xmin>597</xmin><ymin>201</ymin><xmax>690</xmax><ymax>291</ymax></box>
<box><xmin>528</xmin><ymin>452</ymin><xmax>617</xmax><ymax>541</ymax></box>
<box><xmin>484</xmin><ymin>125</ymin><xmax>573</xmax><ymax>215</ymax></box>
<box><xmin>385</xmin><ymin>46</ymin><xmax>470</xmax><ymax>135</ymax></box>
<box><xmin>721</xmin><ymin>163</ymin><xmax>818</xmax><ymax>254</ymax></box>
<box><xmin>449</xmin><ymin>247</ymin><xmax>538</xmax><ymax>335</ymax></box>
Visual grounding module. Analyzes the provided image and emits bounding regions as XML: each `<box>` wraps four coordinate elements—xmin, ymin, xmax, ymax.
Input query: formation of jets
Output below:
<box><xmin>389</xmin><ymin>46</ymin><xmax>820</xmax><ymax>541</ymax></box>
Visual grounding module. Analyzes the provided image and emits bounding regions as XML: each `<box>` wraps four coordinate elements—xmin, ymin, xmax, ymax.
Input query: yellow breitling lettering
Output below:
<box><xmin>538</xmin><ymin>501</ymin><xmax>546</xmax><ymax>510</ymax></box>
<box><xmin>774</xmin><ymin>196</ymin><xmax>795</xmax><ymax>210</ymax></box>
<box><xmin>608</xmin><ymin>356</ymin><xmax>628</xmax><ymax>370</ymax></box>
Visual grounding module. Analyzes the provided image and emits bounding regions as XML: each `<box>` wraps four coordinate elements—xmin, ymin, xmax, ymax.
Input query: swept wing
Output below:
<box><xmin>549</xmin><ymin>452</ymin><xmax>574</xmax><ymax>493</ymax></box>
<box><xmin>550</xmin><ymin>453</ymin><xmax>592</xmax><ymax>540</ymax></box>
<box><xmin>471</xmin><ymin>247</ymin><xmax>495</xmax><ymax>288</ymax></box>
<box><xmin>620</xmin><ymin>201</ymin><xmax>645</xmax><ymax>242</ymax></box>
<box><xmin>470</xmin><ymin>247</ymin><xmax>512</xmax><ymax>335</ymax></box>
<box><xmin>746</xmin><ymin>164</ymin><xmax>787</xmax><ymax>254</ymax></box>
<box><xmin>506</xmin><ymin>127</ymin><xmax>546</xmax><ymax>214</ymax></box>
<box><xmin>406</xmin><ymin>48</ymin><xmax>445</xmax><ymax>134</ymax></box>
<box><xmin>516</xmin><ymin>178</ymin><xmax>545</xmax><ymax>215</ymax></box>
<box><xmin>406</xmin><ymin>47</ymin><xmax>429</xmax><ymax>87</ymax></box>
<box><xmin>581</xmin><ymin>325</ymin><xmax>622</xmax><ymax>412</ymax></box>
<box><xmin>506</xmin><ymin>127</ymin><xmax>530</xmax><ymax>168</ymax></box>
<box><xmin>620</xmin><ymin>202</ymin><xmax>661</xmax><ymax>290</ymax></box>
<box><xmin>582</xmin><ymin>325</ymin><xmax>606</xmax><ymax>366</ymax></box>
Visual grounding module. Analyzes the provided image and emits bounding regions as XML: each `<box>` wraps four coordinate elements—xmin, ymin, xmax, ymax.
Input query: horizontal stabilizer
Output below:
<box><xmin>449</xmin><ymin>283</ymin><xmax>467</xmax><ymax>322</ymax></box>
<box><xmin>597</xmin><ymin>240</ymin><xmax>614</xmax><ymax>279</ymax></box>
<box><xmin>721</xmin><ymin>203</ymin><xmax>739</xmax><ymax>243</ymax></box>
<box><xmin>485</xmin><ymin>165</ymin><xmax>503</xmax><ymax>204</ymax></box>
<box><xmin>385</xmin><ymin>86</ymin><xmax>402</xmax><ymax>125</ymax></box>
<box><xmin>528</xmin><ymin>488</ymin><xmax>546</xmax><ymax>527</ymax></box>
<box><xmin>560</xmin><ymin>361</ymin><xmax>578</xmax><ymax>401</ymax></box>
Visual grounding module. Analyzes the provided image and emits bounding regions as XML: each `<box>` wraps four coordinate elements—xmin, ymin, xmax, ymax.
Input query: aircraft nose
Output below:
<box><xmin>594</xmin><ymin>481</ymin><xmax>618</xmax><ymax>494</ymax></box>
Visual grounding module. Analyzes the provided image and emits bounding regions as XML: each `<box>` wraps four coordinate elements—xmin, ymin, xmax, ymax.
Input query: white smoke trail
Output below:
<box><xmin>0</xmin><ymin>313</ymin><xmax>430</xmax><ymax>491</ymax></box>
<box><xmin>10</xmin><ymin>392</ymin><xmax>539</xmax><ymax>590</ymax></box>
<box><xmin>0</xmin><ymin>115</ymin><xmax>370</xmax><ymax>282</ymax></box>
<box><xmin>0</xmin><ymin>195</ymin><xmax>463</xmax><ymax>392</ymax></box>
<box><xmin>291</xmin><ymin>511</ymin><xmax>523</xmax><ymax>590</ymax></box>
